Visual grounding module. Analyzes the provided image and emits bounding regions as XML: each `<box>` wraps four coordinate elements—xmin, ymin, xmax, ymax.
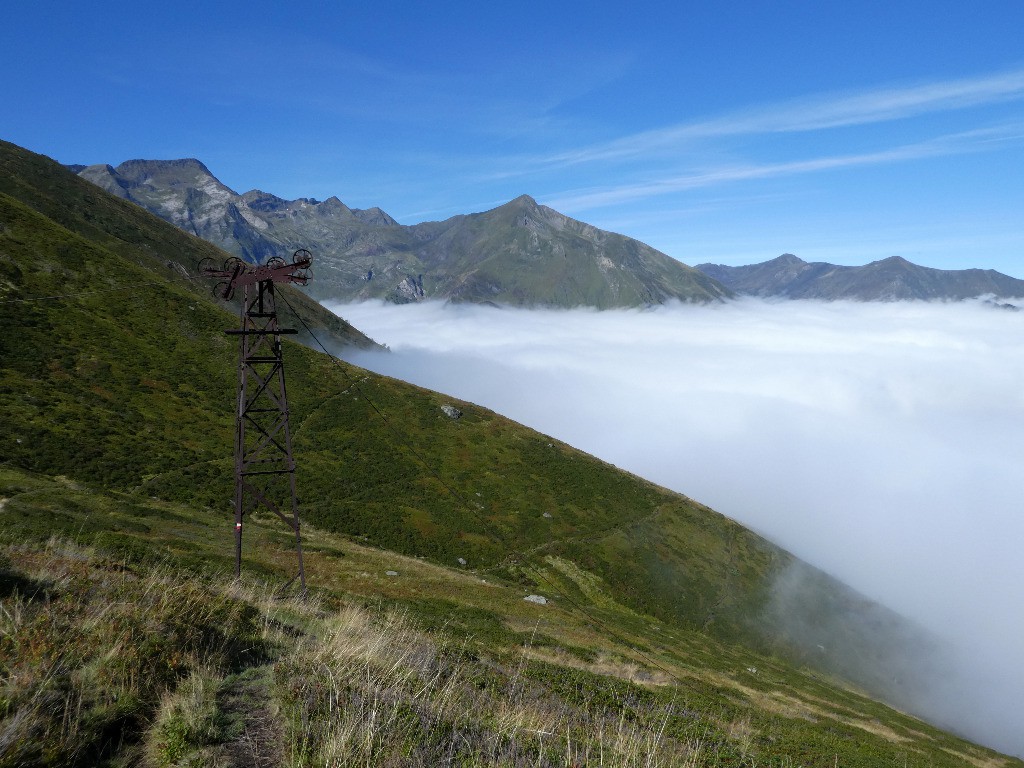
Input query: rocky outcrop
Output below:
<box><xmin>440</xmin><ymin>405</ymin><xmax>462</xmax><ymax>419</ymax></box>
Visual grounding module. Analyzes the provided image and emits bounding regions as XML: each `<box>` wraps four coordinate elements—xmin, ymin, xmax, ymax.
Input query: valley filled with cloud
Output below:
<box><xmin>333</xmin><ymin>297</ymin><xmax>1024</xmax><ymax>755</ymax></box>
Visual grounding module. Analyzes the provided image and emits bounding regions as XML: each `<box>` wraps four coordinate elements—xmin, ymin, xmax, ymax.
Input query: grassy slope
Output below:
<box><xmin>1</xmin><ymin>140</ymin><xmax>1017</xmax><ymax>764</ymax></box>
<box><xmin>1</xmin><ymin>468</ymin><xmax>1016</xmax><ymax>768</ymax></box>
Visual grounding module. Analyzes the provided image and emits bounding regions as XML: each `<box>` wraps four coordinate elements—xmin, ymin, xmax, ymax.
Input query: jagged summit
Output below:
<box><xmin>505</xmin><ymin>193</ymin><xmax>538</xmax><ymax>207</ymax></box>
<box><xmin>869</xmin><ymin>255</ymin><xmax>912</xmax><ymax>266</ymax></box>
<box><xmin>350</xmin><ymin>205</ymin><xmax>399</xmax><ymax>226</ymax></box>
<box><xmin>88</xmin><ymin>158</ymin><xmax>229</xmax><ymax>194</ymax></box>
<box><xmin>239</xmin><ymin>189</ymin><xmax>289</xmax><ymax>207</ymax></box>
<box><xmin>773</xmin><ymin>253</ymin><xmax>805</xmax><ymax>265</ymax></box>
<box><xmin>116</xmin><ymin>157</ymin><xmax>215</xmax><ymax>175</ymax></box>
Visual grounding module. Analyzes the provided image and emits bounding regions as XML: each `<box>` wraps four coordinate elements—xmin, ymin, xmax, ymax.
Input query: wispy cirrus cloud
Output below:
<box><xmin>542</xmin><ymin>68</ymin><xmax>1024</xmax><ymax>168</ymax></box>
<box><xmin>543</xmin><ymin>124</ymin><xmax>1024</xmax><ymax>211</ymax></box>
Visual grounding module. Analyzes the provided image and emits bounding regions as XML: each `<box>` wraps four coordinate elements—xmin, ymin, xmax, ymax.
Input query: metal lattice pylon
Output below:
<box><xmin>198</xmin><ymin>250</ymin><xmax>313</xmax><ymax>592</ymax></box>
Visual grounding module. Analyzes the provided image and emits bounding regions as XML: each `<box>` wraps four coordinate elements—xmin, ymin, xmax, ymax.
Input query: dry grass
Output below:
<box><xmin>0</xmin><ymin>539</ymin><xmax>268</xmax><ymax>767</ymax></box>
<box><xmin>145</xmin><ymin>670</ymin><xmax>224</xmax><ymax>767</ymax></box>
<box><xmin>0</xmin><ymin>540</ymin><xmax>710</xmax><ymax>767</ymax></box>
<box><xmin>275</xmin><ymin>603</ymin><xmax>704</xmax><ymax>767</ymax></box>
<box><xmin>1</xmin><ymin>534</ymin><xmax>1018</xmax><ymax>768</ymax></box>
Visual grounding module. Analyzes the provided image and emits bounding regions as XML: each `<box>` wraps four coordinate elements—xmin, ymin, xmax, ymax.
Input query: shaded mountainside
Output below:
<box><xmin>75</xmin><ymin>158</ymin><xmax>730</xmax><ymax>308</ymax></box>
<box><xmin>697</xmin><ymin>253</ymin><xmax>1024</xmax><ymax>301</ymax></box>
<box><xmin>2</xmin><ymin>139</ymin><xmax>1018</xmax><ymax>763</ymax></box>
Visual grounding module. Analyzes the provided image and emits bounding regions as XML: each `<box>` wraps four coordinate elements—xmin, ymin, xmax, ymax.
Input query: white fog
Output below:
<box><xmin>329</xmin><ymin>297</ymin><xmax>1024</xmax><ymax>756</ymax></box>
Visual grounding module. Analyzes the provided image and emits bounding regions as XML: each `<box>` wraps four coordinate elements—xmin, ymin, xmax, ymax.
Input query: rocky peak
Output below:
<box><xmin>773</xmin><ymin>253</ymin><xmax>806</xmax><ymax>266</ymax></box>
<box><xmin>488</xmin><ymin>194</ymin><xmax>540</xmax><ymax>218</ymax></box>
<box><xmin>238</xmin><ymin>189</ymin><xmax>287</xmax><ymax>210</ymax></box>
<box><xmin>114</xmin><ymin>158</ymin><xmax>216</xmax><ymax>181</ymax></box>
<box><xmin>352</xmin><ymin>206</ymin><xmax>398</xmax><ymax>226</ymax></box>
<box><xmin>869</xmin><ymin>256</ymin><xmax>913</xmax><ymax>269</ymax></box>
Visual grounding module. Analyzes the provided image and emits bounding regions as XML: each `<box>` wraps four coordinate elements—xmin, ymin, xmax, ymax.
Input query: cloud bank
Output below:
<box><xmin>330</xmin><ymin>297</ymin><xmax>1024</xmax><ymax>757</ymax></box>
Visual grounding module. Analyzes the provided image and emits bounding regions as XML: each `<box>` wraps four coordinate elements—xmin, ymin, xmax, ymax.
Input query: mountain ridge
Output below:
<box><xmin>697</xmin><ymin>253</ymin><xmax>1024</xmax><ymax>301</ymax></box>
<box><xmin>72</xmin><ymin>159</ymin><xmax>1024</xmax><ymax>305</ymax></box>
<box><xmin>75</xmin><ymin>159</ymin><xmax>730</xmax><ymax>308</ymax></box>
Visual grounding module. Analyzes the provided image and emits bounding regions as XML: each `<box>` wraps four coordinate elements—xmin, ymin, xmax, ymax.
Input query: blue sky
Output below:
<box><xmin>3</xmin><ymin>2</ymin><xmax>1023</xmax><ymax>274</ymax></box>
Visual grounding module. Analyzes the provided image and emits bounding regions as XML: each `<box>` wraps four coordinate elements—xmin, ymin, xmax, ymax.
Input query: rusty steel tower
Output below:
<box><xmin>199</xmin><ymin>250</ymin><xmax>313</xmax><ymax>592</ymax></box>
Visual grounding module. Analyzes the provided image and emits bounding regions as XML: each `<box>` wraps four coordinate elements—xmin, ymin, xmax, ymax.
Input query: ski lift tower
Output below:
<box><xmin>198</xmin><ymin>250</ymin><xmax>313</xmax><ymax>593</ymax></box>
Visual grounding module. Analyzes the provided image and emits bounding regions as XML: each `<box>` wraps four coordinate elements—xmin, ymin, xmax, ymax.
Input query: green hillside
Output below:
<box><xmin>2</xmin><ymin>139</ymin><xmax>1018</xmax><ymax>766</ymax></box>
<box><xmin>4</xmin><ymin>471</ymin><xmax>1015</xmax><ymax>768</ymax></box>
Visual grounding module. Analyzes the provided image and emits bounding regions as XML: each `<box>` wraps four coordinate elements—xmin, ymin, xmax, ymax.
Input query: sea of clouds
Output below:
<box><xmin>328</xmin><ymin>297</ymin><xmax>1024</xmax><ymax>756</ymax></box>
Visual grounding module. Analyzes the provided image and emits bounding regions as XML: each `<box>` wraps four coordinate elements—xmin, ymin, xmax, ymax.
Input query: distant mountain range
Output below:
<box><xmin>73</xmin><ymin>159</ymin><xmax>1023</xmax><ymax>307</ymax></box>
<box><xmin>75</xmin><ymin>159</ymin><xmax>728</xmax><ymax>308</ymax></box>
<box><xmin>696</xmin><ymin>253</ymin><xmax>1024</xmax><ymax>302</ymax></box>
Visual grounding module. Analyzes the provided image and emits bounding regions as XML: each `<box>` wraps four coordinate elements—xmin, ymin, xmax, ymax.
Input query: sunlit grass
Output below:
<box><xmin>0</xmin><ymin>472</ymin><xmax>1016</xmax><ymax>767</ymax></box>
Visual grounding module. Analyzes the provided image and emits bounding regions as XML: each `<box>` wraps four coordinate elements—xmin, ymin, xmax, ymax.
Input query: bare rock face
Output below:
<box><xmin>397</xmin><ymin>274</ymin><xmax>426</xmax><ymax>301</ymax></box>
<box><xmin>440</xmin><ymin>405</ymin><xmax>462</xmax><ymax>419</ymax></box>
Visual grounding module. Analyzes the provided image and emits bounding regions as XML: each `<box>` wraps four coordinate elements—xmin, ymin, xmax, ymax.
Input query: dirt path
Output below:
<box><xmin>215</xmin><ymin>666</ymin><xmax>285</xmax><ymax>768</ymax></box>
